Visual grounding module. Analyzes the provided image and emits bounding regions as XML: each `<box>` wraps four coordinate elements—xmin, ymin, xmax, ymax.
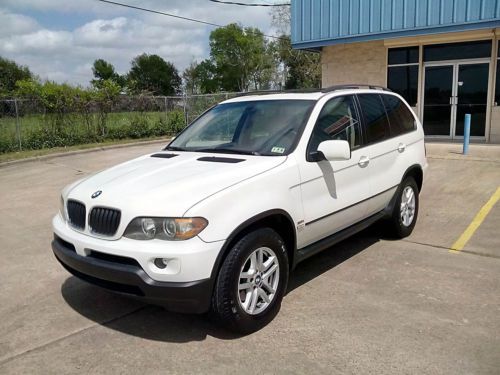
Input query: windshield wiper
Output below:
<box><xmin>195</xmin><ymin>148</ymin><xmax>261</xmax><ymax>156</ymax></box>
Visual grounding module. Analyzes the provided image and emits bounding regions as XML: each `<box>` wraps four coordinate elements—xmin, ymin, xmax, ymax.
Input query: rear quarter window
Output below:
<box><xmin>382</xmin><ymin>95</ymin><xmax>416</xmax><ymax>136</ymax></box>
<box><xmin>357</xmin><ymin>94</ymin><xmax>390</xmax><ymax>144</ymax></box>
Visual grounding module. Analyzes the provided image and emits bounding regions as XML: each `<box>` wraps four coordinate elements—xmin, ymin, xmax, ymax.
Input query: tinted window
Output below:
<box><xmin>388</xmin><ymin>47</ymin><xmax>419</xmax><ymax>65</ymax></box>
<box><xmin>382</xmin><ymin>95</ymin><xmax>416</xmax><ymax>136</ymax></box>
<box><xmin>424</xmin><ymin>41</ymin><xmax>491</xmax><ymax>62</ymax></box>
<box><xmin>387</xmin><ymin>65</ymin><xmax>418</xmax><ymax>106</ymax></box>
<box><xmin>358</xmin><ymin>94</ymin><xmax>390</xmax><ymax>144</ymax></box>
<box><xmin>309</xmin><ymin>95</ymin><xmax>361</xmax><ymax>153</ymax></box>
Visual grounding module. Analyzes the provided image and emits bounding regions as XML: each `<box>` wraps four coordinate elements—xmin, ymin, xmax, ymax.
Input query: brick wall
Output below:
<box><xmin>321</xmin><ymin>40</ymin><xmax>387</xmax><ymax>88</ymax></box>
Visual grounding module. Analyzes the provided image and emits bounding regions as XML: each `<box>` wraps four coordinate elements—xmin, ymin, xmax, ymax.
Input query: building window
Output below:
<box><xmin>387</xmin><ymin>47</ymin><xmax>418</xmax><ymax>107</ymax></box>
<box><xmin>423</xmin><ymin>40</ymin><xmax>491</xmax><ymax>62</ymax></box>
<box><xmin>496</xmin><ymin>41</ymin><xmax>500</xmax><ymax>106</ymax></box>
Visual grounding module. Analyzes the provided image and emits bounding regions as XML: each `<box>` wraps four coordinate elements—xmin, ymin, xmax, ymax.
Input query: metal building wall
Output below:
<box><xmin>292</xmin><ymin>0</ymin><xmax>500</xmax><ymax>49</ymax></box>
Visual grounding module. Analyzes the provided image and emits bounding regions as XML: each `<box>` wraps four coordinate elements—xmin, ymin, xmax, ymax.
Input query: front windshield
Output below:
<box><xmin>167</xmin><ymin>100</ymin><xmax>315</xmax><ymax>156</ymax></box>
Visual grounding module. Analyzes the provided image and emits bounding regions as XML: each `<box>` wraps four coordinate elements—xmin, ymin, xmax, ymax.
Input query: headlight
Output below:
<box><xmin>123</xmin><ymin>217</ymin><xmax>208</xmax><ymax>241</ymax></box>
<box><xmin>60</xmin><ymin>195</ymin><xmax>67</xmax><ymax>221</ymax></box>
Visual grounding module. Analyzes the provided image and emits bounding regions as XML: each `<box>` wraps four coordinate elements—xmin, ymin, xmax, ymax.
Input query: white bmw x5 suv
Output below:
<box><xmin>53</xmin><ymin>85</ymin><xmax>427</xmax><ymax>333</ymax></box>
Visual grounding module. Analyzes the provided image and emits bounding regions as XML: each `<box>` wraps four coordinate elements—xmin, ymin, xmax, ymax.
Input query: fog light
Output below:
<box><xmin>154</xmin><ymin>258</ymin><xmax>168</xmax><ymax>269</ymax></box>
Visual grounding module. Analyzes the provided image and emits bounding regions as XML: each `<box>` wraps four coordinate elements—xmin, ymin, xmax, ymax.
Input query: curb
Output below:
<box><xmin>0</xmin><ymin>138</ymin><xmax>170</xmax><ymax>168</ymax></box>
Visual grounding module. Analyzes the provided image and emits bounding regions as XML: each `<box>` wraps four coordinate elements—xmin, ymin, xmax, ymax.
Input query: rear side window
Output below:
<box><xmin>382</xmin><ymin>95</ymin><xmax>416</xmax><ymax>136</ymax></box>
<box><xmin>308</xmin><ymin>95</ymin><xmax>361</xmax><ymax>153</ymax></box>
<box><xmin>357</xmin><ymin>94</ymin><xmax>390</xmax><ymax>144</ymax></box>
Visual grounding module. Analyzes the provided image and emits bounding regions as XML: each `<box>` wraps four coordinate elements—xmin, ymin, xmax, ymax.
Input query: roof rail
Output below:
<box><xmin>229</xmin><ymin>84</ymin><xmax>392</xmax><ymax>99</ymax></box>
<box><xmin>234</xmin><ymin>88</ymin><xmax>321</xmax><ymax>97</ymax></box>
<box><xmin>321</xmin><ymin>84</ymin><xmax>392</xmax><ymax>93</ymax></box>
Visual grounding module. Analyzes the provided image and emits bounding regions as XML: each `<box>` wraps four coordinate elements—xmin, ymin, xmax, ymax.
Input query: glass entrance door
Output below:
<box><xmin>455</xmin><ymin>63</ymin><xmax>489</xmax><ymax>137</ymax></box>
<box><xmin>423</xmin><ymin>65</ymin><xmax>454</xmax><ymax>136</ymax></box>
<box><xmin>423</xmin><ymin>62</ymin><xmax>489</xmax><ymax>139</ymax></box>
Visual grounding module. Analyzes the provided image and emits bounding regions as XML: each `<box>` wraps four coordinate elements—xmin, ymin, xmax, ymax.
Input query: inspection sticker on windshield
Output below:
<box><xmin>271</xmin><ymin>146</ymin><xmax>285</xmax><ymax>154</ymax></box>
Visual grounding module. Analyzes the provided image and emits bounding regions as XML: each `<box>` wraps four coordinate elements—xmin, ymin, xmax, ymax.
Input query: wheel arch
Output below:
<box><xmin>209</xmin><ymin>209</ymin><xmax>297</xmax><ymax>282</ymax></box>
<box><xmin>402</xmin><ymin>164</ymin><xmax>423</xmax><ymax>192</ymax></box>
<box><xmin>383</xmin><ymin>164</ymin><xmax>424</xmax><ymax>217</ymax></box>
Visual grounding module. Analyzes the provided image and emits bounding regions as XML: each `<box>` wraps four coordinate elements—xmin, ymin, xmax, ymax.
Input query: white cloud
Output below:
<box><xmin>0</xmin><ymin>1</ymin><xmax>276</xmax><ymax>86</ymax></box>
<box><xmin>0</xmin><ymin>9</ymin><xmax>39</xmax><ymax>35</ymax></box>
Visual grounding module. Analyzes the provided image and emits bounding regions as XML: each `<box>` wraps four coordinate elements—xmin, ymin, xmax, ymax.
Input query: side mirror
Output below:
<box><xmin>317</xmin><ymin>140</ymin><xmax>351</xmax><ymax>161</ymax></box>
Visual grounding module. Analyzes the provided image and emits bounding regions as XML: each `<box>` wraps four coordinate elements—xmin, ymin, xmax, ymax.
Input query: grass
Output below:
<box><xmin>0</xmin><ymin>136</ymin><xmax>171</xmax><ymax>164</ymax></box>
<box><xmin>0</xmin><ymin>111</ymin><xmax>170</xmax><ymax>135</ymax></box>
<box><xmin>0</xmin><ymin>110</ymin><xmax>186</xmax><ymax>154</ymax></box>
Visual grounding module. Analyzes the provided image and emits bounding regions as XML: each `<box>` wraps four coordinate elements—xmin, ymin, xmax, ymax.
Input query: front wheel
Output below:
<box><xmin>387</xmin><ymin>177</ymin><xmax>419</xmax><ymax>238</ymax></box>
<box><xmin>211</xmin><ymin>228</ymin><xmax>289</xmax><ymax>334</ymax></box>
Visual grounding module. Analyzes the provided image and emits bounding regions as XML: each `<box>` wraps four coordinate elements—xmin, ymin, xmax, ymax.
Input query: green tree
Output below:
<box><xmin>0</xmin><ymin>57</ymin><xmax>33</xmax><ymax>97</ymax></box>
<box><xmin>92</xmin><ymin>79</ymin><xmax>121</xmax><ymax>136</ymax></box>
<box><xmin>182</xmin><ymin>62</ymin><xmax>200</xmax><ymax>95</ymax></box>
<box><xmin>269</xmin><ymin>6</ymin><xmax>321</xmax><ymax>89</ymax></box>
<box><xmin>196</xmin><ymin>60</ymin><xmax>220</xmax><ymax>93</ymax></box>
<box><xmin>271</xmin><ymin>36</ymin><xmax>321</xmax><ymax>89</ymax></box>
<box><xmin>91</xmin><ymin>59</ymin><xmax>124</xmax><ymax>88</ymax></box>
<box><xmin>209</xmin><ymin>24</ymin><xmax>272</xmax><ymax>92</ymax></box>
<box><xmin>128</xmin><ymin>54</ymin><xmax>181</xmax><ymax>95</ymax></box>
<box><xmin>182</xmin><ymin>60</ymin><xmax>220</xmax><ymax>94</ymax></box>
<box><xmin>15</xmin><ymin>79</ymin><xmax>80</xmax><ymax>131</ymax></box>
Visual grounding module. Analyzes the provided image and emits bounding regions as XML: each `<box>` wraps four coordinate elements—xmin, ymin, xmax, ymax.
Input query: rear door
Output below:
<box><xmin>356</xmin><ymin>93</ymin><xmax>399</xmax><ymax>215</ymax></box>
<box><xmin>381</xmin><ymin>93</ymin><xmax>422</xmax><ymax>189</ymax></box>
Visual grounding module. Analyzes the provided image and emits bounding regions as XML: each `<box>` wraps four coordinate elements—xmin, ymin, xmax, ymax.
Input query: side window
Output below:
<box><xmin>357</xmin><ymin>94</ymin><xmax>390</xmax><ymax>144</ymax></box>
<box><xmin>308</xmin><ymin>95</ymin><xmax>361</xmax><ymax>153</ymax></box>
<box><xmin>382</xmin><ymin>95</ymin><xmax>416</xmax><ymax>136</ymax></box>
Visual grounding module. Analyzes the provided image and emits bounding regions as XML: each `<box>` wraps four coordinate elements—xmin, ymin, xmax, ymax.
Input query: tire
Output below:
<box><xmin>211</xmin><ymin>227</ymin><xmax>289</xmax><ymax>334</ymax></box>
<box><xmin>387</xmin><ymin>177</ymin><xmax>419</xmax><ymax>238</ymax></box>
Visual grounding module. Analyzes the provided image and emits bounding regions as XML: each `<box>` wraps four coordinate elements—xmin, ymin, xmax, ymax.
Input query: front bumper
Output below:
<box><xmin>52</xmin><ymin>235</ymin><xmax>213</xmax><ymax>313</ymax></box>
<box><xmin>52</xmin><ymin>214</ymin><xmax>223</xmax><ymax>283</ymax></box>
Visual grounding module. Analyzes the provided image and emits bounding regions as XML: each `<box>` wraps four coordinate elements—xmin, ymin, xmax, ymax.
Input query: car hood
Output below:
<box><xmin>66</xmin><ymin>151</ymin><xmax>286</xmax><ymax>216</ymax></box>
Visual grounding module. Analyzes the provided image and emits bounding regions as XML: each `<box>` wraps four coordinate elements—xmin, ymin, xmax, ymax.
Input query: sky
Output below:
<box><xmin>0</xmin><ymin>0</ymin><xmax>280</xmax><ymax>86</ymax></box>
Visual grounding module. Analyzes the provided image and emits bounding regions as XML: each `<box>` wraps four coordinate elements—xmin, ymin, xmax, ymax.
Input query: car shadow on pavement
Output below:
<box><xmin>61</xmin><ymin>225</ymin><xmax>382</xmax><ymax>343</ymax></box>
<box><xmin>61</xmin><ymin>277</ymin><xmax>242</xmax><ymax>342</ymax></box>
<box><xmin>287</xmin><ymin>225</ymin><xmax>381</xmax><ymax>293</ymax></box>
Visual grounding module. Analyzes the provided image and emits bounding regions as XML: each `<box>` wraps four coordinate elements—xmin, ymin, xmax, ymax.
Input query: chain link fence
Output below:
<box><xmin>0</xmin><ymin>92</ymin><xmax>240</xmax><ymax>154</ymax></box>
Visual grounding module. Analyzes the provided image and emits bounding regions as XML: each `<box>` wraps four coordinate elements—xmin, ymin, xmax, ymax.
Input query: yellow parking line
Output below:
<box><xmin>450</xmin><ymin>187</ymin><xmax>500</xmax><ymax>253</ymax></box>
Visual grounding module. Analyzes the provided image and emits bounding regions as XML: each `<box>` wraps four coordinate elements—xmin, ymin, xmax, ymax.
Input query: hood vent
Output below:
<box><xmin>197</xmin><ymin>156</ymin><xmax>245</xmax><ymax>163</ymax></box>
<box><xmin>151</xmin><ymin>153</ymin><xmax>178</xmax><ymax>159</ymax></box>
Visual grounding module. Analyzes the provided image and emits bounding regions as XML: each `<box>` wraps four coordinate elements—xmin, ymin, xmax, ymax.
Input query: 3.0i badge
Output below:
<box><xmin>91</xmin><ymin>190</ymin><xmax>102</xmax><ymax>199</ymax></box>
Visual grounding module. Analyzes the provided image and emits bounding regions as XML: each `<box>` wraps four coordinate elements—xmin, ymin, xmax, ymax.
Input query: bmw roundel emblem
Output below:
<box><xmin>91</xmin><ymin>190</ymin><xmax>102</xmax><ymax>199</ymax></box>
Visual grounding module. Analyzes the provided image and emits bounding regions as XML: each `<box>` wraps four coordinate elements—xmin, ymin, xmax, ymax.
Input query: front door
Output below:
<box><xmin>423</xmin><ymin>61</ymin><xmax>489</xmax><ymax>139</ymax></box>
<box><xmin>298</xmin><ymin>95</ymin><xmax>371</xmax><ymax>248</ymax></box>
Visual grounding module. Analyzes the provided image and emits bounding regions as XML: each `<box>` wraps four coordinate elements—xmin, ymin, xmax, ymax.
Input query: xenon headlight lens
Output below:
<box><xmin>141</xmin><ymin>218</ymin><xmax>156</xmax><ymax>239</ymax></box>
<box><xmin>124</xmin><ymin>217</ymin><xmax>208</xmax><ymax>241</ymax></box>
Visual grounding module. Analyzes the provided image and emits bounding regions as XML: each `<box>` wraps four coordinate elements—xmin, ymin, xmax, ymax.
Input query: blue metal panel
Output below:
<box><xmin>292</xmin><ymin>0</ymin><xmax>500</xmax><ymax>49</ymax></box>
<box><xmin>330</xmin><ymin>0</ymin><xmax>340</xmax><ymax>37</ymax></box>
<box><xmin>381</xmin><ymin>0</ymin><xmax>392</xmax><ymax>31</ymax></box>
<box><xmin>371</xmin><ymin>0</ymin><xmax>382</xmax><ymax>32</ymax></box>
<box><xmin>312</xmin><ymin>0</ymin><xmax>321</xmax><ymax>38</ymax></box>
<box><xmin>321</xmin><ymin>0</ymin><xmax>330</xmax><ymax>38</ymax></box>
<box><xmin>340</xmin><ymin>0</ymin><xmax>349</xmax><ymax>35</ymax></box>
<box><xmin>359</xmin><ymin>0</ymin><xmax>370</xmax><ymax>34</ymax></box>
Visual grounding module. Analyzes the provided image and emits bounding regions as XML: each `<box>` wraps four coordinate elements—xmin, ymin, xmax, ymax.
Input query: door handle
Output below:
<box><xmin>358</xmin><ymin>156</ymin><xmax>370</xmax><ymax>168</ymax></box>
<box><xmin>397</xmin><ymin>143</ymin><xmax>406</xmax><ymax>153</ymax></box>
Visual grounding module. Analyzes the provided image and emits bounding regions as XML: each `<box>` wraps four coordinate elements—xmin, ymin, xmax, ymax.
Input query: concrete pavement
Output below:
<box><xmin>0</xmin><ymin>141</ymin><xmax>499</xmax><ymax>374</ymax></box>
